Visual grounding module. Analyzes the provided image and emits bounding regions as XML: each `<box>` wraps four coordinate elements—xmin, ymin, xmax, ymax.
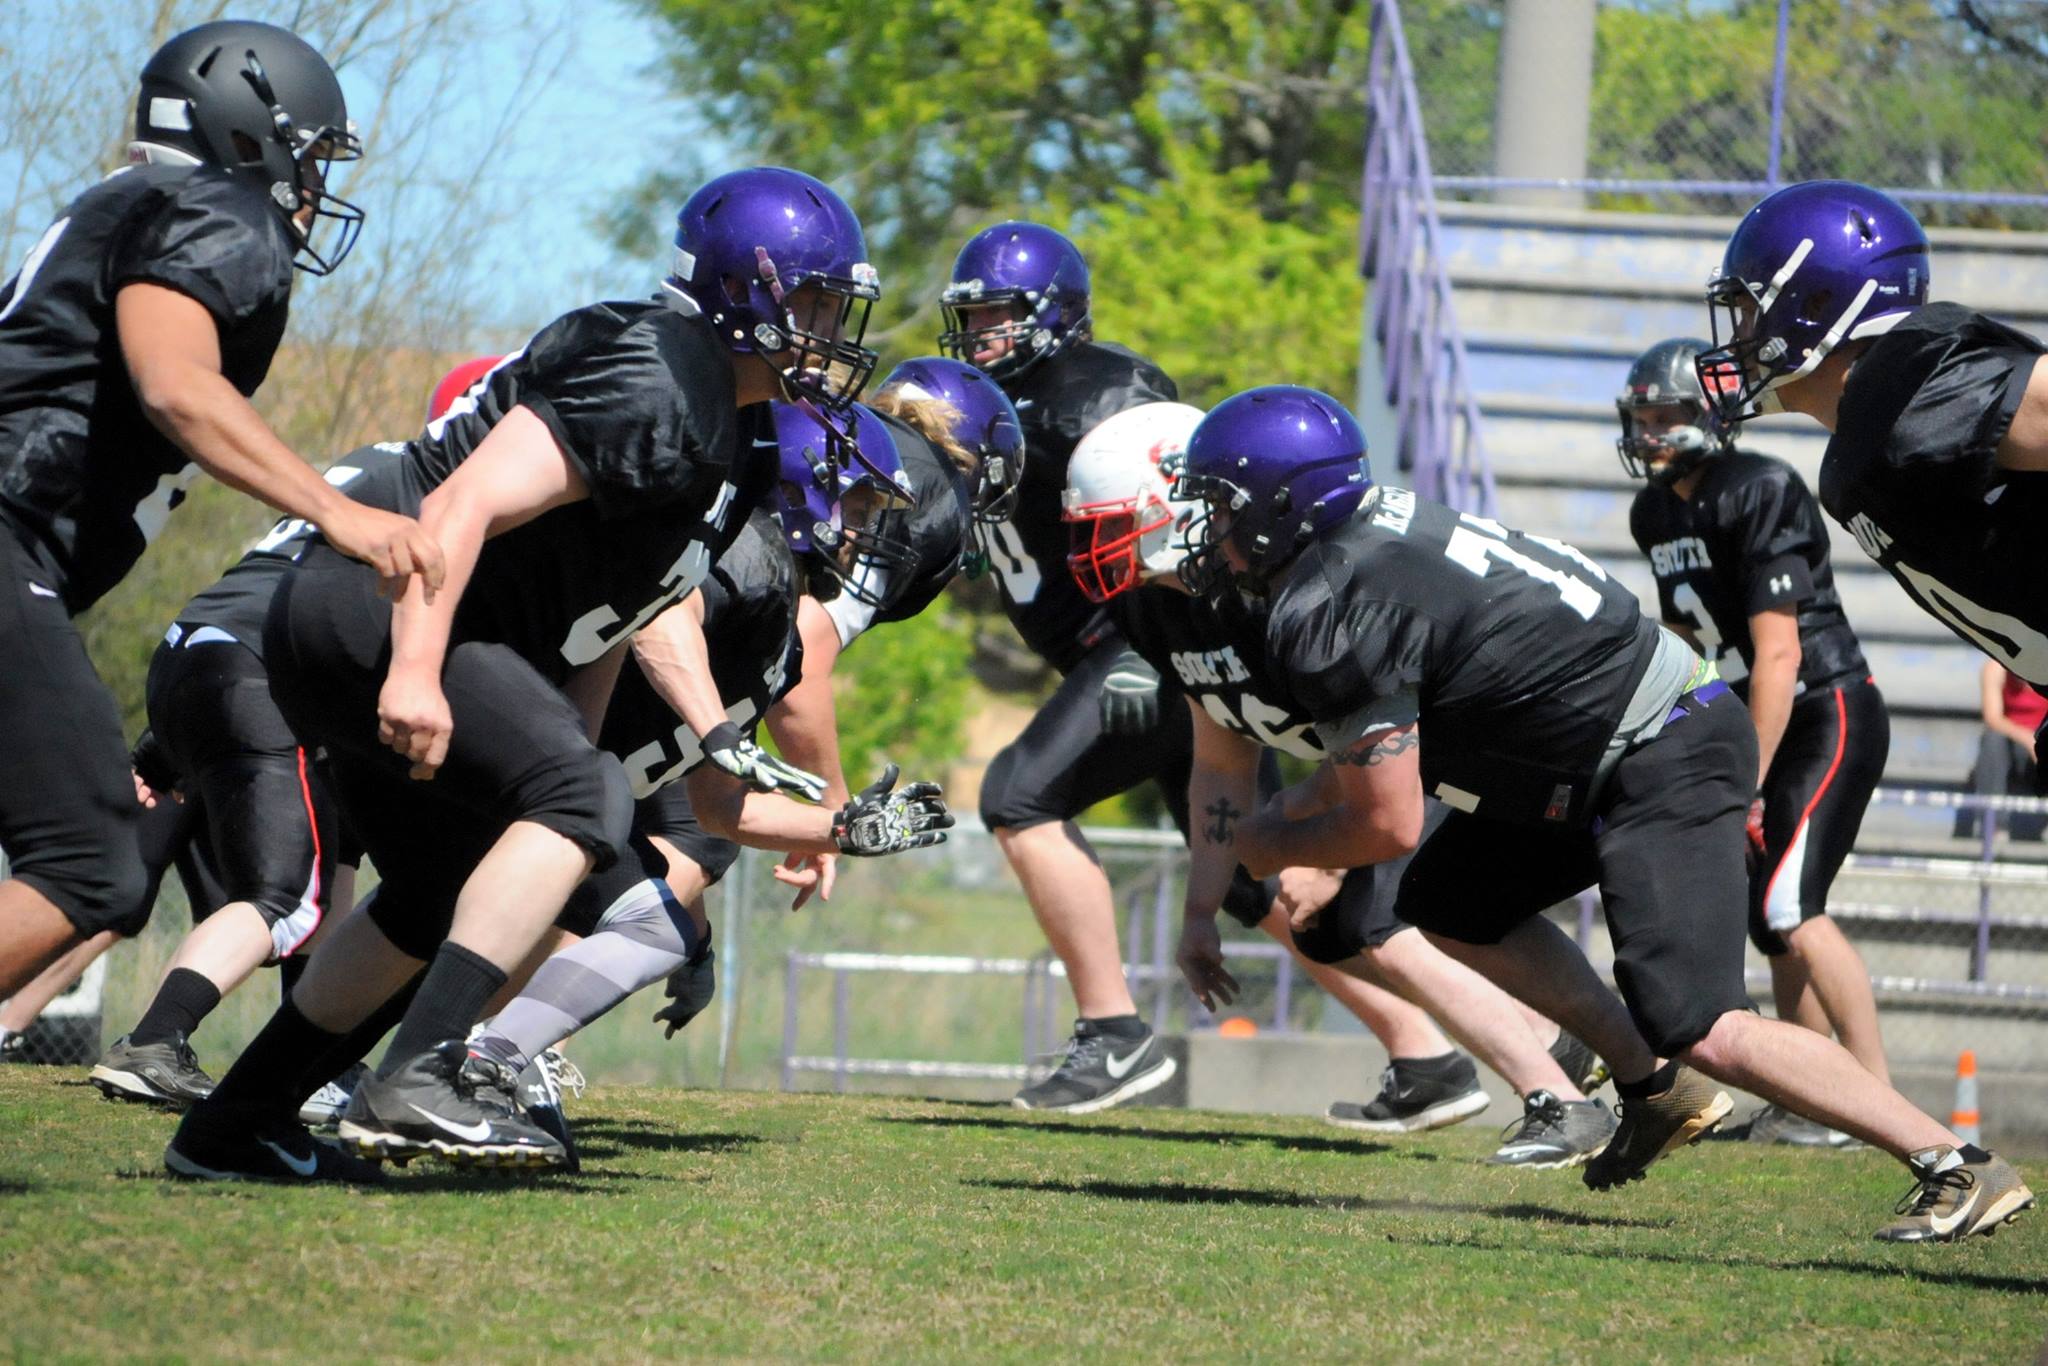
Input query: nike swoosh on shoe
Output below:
<box><xmin>1928</xmin><ymin>1187</ymin><xmax>1983</xmax><ymax>1237</ymax></box>
<box><xmin>259</xmin><ymin>1139</ymin><xmax>319</xmax><ymax>1178</ymax></box>
<box><xmin>406</xmin><ymin>1104</ymin><xmax>494</xmax><ymax>1143</ymax></box>
<box><xmin>1104</xmin><ymin>1044</ymin><xmax>1150</xmax><ymax>1080</ymax></box>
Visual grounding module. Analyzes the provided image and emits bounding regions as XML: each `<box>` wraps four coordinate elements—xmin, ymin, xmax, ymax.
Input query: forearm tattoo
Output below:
<box><xmin>1204</xmin><ymin>798</ymin><xmax>1241</xmax><ymax>844</ymax></box>
<box><xmin>1333</xmin><ymin>728</ymin><xmax>1419</xmax><ymax>767</ymax></box>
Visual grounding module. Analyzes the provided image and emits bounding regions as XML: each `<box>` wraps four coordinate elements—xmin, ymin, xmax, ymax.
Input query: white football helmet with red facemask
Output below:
<box><xmin>1061</xmin><ymin>402</ymin><xmax>1207</xmax><ymax>603</ymax></box>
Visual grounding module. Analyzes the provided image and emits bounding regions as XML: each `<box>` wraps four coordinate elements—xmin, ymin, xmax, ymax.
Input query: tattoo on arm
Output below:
<box><xmin>1332</xmin><ymin>729</ymin><xmax>1419</xmax><ymax>767</ymax></box>
<box><xmin>1203</xmin><ymin>798</ymin><xmax>1241</xmax><ymax>844</ymax></box>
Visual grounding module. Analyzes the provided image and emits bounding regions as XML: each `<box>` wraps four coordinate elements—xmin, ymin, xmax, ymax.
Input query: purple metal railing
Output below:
<box><xmin>1359</xmin><ymin>0</ymin><xmax>1497</xmax><ymax>517</ymax></box>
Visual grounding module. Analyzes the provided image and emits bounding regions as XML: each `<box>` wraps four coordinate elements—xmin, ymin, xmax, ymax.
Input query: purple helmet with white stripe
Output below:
<box><xmin>1698</xmin><ymin>180</ymin><xmax>1930</xmax><ymax>423</ymax></box>
<box><xmin>1171</xmin><ymin>386</ymin><xmax>1373</xmax><ymax>594</ymax></box>
<box><xmin>772</xmin><ymin>401</ymin><xmax>915</xmax><ymax>606</ymax></box>
<box><xmin>877</xmin><ymin>356</ymin><xmax>1026</xmax><ymax>523</ymax></box>
<box><xmin>664</xmin><ymin>167</ymin><xmax>881</xmax><ymax>409</ymax></box>
<box><xmin>939</xmin><ymin>221</ymin><xmax>1091</xmax><ymax>379</ymax></box>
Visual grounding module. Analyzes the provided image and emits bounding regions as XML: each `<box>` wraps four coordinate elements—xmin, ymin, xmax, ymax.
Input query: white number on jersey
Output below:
<box><xmin>1198</xmin><ymin>692</ymin><xmax>1323</xmax><ymax>761</ymax></box>
<box><xmin>1442</xmin><ymin>515</ymin><xmax>1605</xmax><ymax>621</ymax></box>
<box><xmin>1670</xmin><ymin>582</ymin><xmax>1748</xmax><ymax>684</ymax></box>
<box><xmin>984</xmin><ymin>519</ymin><xmax>1041</xmax><ymax>605</ymax></box>
<box><xmin>0</xmin><ymin>218</ymin><xmax>70</xmax><ymax>325</ymax></box>
<box><xmin>1894</xmin><ymin>559</ymin><xmax>2048</xmax><ymax>686</ymax></box>
<box><xmin>558</xmin><ymin>481</ymin><xmax>737</xmax><ymax>667</ymax></box>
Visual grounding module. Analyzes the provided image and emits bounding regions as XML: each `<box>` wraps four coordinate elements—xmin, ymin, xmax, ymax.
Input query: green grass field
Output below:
<box><xmin>3</xmin><ymin>1069</ymin><xmax>2043</xmax><ymax>1362</ymax></box>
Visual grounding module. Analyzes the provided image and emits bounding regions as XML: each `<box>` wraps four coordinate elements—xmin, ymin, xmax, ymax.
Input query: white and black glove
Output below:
<box><xmin>1099</xmin><ymin>649</ymin><xmax>1162</xmax><ymax>736</ymax></box>
<box><xmin>650</xmin><ymin>943</ymin><xmax>716</xmax><ymax>1039</ymax></box>
<box><xmin>832</xmin><ymin>763</ymin><xmax>954</xmax><ymax>857</ymax></box>
<box><xmin>702</xmin><ymin>721</ymin><xmax>827</xmax><ymax>802</ymax></box>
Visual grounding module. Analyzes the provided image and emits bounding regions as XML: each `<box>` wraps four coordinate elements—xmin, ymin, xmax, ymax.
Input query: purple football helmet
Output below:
<box><xmin>1698</xmin><ymin>179</ymin><xmax>1930</xmax><ymax>423</ymax></box>
<box><xmin>772</xmin><ymin>401</ymin><xmax>916</xmax><ymax>606</ymax></box>
<box><xmin>1171</xmin><ymin>386</ymin><xmax>1373</xmax><ymax>594</ymax></box>
<box><xmin>876</xmin><ymin>356</ymin><xmax>1027</xmax><ymax>524</ymax></box>
<box><xmin>938</xmin><ymin>221</ymin><xmax>1091</xmax><ymax>379</ymax></box>
<box><xmin>665</xmin><ymin>167</ymin><xmax>881</xmax><ymax>410</ymax></box>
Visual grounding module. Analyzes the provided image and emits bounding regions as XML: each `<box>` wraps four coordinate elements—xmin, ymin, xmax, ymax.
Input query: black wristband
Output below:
<box><xmin>702</xmin><ymin>721</ymin><xmax>744</xmax><ymax>755</ymax></box>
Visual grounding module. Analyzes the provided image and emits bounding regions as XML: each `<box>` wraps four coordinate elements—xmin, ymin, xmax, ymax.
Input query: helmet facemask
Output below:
<box><xmin>1063</xmin><ymin>488</ymin><xmax>1181</xmax><ymax>603</ymax></box>
<box><xmin>751</xmin><ymin>261</ymin><xmax>881</xmax><ymax>412</ymax></box>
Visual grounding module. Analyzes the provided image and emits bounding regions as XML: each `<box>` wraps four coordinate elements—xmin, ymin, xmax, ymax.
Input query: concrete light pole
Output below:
<box><xmin>1493</xmin><ymin>0</ymin><xmax>1596</xmax><ymax>209</ymax></box>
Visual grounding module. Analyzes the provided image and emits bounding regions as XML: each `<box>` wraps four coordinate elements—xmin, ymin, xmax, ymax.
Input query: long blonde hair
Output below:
<box><xmin>869</xmin><ymin>390</ymin><xmax>974</xmax><ymax>475</ymax></box>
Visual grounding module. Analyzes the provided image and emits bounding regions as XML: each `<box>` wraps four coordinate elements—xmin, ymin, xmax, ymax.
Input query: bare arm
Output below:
<box><xmin>763</xmin><ymin>597</ymin><xmax>852</xmax><ymax>808</ymax></box>
<box><xmin>116</xmin><ymin>282</ymin><xmax>444</xmax><ymax>596</ymax></box>
<box><xmin>1746</xmin><ymin>605</ymin><xmax>1802</xmax><ymax>786</ymax></box>
<box><xmin>1996</xmin><ymin>355</ymin><xmax>2048</xmax><ymax>471</ymax></box>
<box><xmin>1236</xmin><ymin>724</ymin><xmax>1425</xmax><ymax>878</ymax></box>
<box><xmin>683</xmin><ymin>765</ymin><xmax>837</xmax><ymax>856</ymax></box>
<box><xmin>561</xmin><ymin>640</ymin><xmax>629</xmax><ymax>741</ymax></box>
<box><xmin>1183</xmin><ymin>701</ymin><xmax>1264</xmax><ymax>921</ymax></box>
<box><xmin>379</xmin><ymin>405</ymin><xmax>588</xmax><ymax>776</ymax></box>
<box><xmin>631</xmin><ymin>594</ymin><xmax>733</xmax><ymax>743</ymax></box>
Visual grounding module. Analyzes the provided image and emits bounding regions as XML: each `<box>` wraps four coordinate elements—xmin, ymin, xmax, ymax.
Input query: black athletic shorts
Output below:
<box><xmin>1750</xmin><ymin>675</ymin><xmax>1887</xmax><ymax>955</ymax></box>
<box><xmin>1394</xmin><ymin>683</ymin><xmax>1757</xmax><ymax>1056</ymax></box>
<box><xmin>556</xmin><ymin>782</ymin><xmax>741</xmax><ymax>937</ymax></box>
<box><xmin>1288</xmin><ymin>801</ymin><xmax>1450</xmax><ymax>964</ymax></box>
<box><xmin>0</xmin><ymin>524</ymin><xmax>146</xmax><ymax>934</ymax></box>
<box><xmin>145</xmin><ymin>632</ymin><xmax>338</xmax><ymax>958</ymax></box>
<box><xmin>265</xmin><ymin>545</ymin><xmax>633</xmax><ymax>961</ymax></box>
<box><xmin>983</xmin><ymin>635</ymin><xmax>1270</xmax><ymax>926</ymax></box>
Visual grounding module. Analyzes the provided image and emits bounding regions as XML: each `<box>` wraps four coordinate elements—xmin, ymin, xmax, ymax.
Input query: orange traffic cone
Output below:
<box><xmin>1951</xmin><ymin>1050</ymin><xmax>1982</xmax><ymax>1146</ymax></box>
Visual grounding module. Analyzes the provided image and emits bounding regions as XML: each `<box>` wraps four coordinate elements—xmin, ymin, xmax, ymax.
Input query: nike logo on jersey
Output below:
<box><xmin>1104</xmin><ymin>1043</ymin><xmax>1151</xmax><ymax>1080</ymax></box>
<box><xmin>26</xmin><ymin>582</ymin><xmax>57</xmax><ymax>598</ymax></box>
<box><xmin>259</xmin><ymin>1139</ymin><xmax>319</xmax><ymax>1177</ymax></box>
<box><xmin>406</xmin><ymin>1103</ymin><xmax>493</xmax><ymax>1142</ymax></box>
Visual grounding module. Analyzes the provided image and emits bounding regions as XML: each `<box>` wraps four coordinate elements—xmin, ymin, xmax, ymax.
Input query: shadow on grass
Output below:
<box><xmin>0</xmin><ymin>1177</ymin><xmax>35</xmax><ymax>1196</ymax></box>
<box><xmin>970</xmin><ymin>1176</ymin><xmax>1667</xmax><ymax>1230</ymax></box>
<box><xmin>977</xmin><ymin>1177</ymin><xmax>2046</xmax><ymax>1297</ymax></box>
<box><xmin>114</xmin><ymin>1164</ymin><xmax>703</xmax><ymax>1194</ymax></box>
<box><xmin>571</xmin><ymin>1121</ymin><xmax>762</xmax><ymax>1158</ymax></box>
<box><xmin>878</xmin><ymin>1113</ymin><xmax>1404</xmax><ymax>1159</ymax></box>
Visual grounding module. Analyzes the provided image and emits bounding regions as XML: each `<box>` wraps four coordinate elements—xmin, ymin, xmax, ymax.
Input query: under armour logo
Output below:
<box><xmin>1770</xmin><ymin>574</ymin><xmax>1793</xmax><ymax>595</ymax></box>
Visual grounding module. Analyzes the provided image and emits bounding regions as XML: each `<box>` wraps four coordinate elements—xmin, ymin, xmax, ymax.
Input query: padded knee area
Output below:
<box><xmin>520</xmin><ymin>750</ymin><xmax>635</xmax><ymax>872</ymax></box>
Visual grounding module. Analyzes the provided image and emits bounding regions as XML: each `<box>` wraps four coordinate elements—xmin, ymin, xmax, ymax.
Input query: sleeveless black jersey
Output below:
<box><xmin>0</xmin><ymin>163</ymin><xmax>296</xmax><ymax>610</ymax></box>
<box><xmin>1819</xmin><ymin>301</ymin><xmax>2048</xmax><ymax>685</ymax></box>
<box><xmin>988</xmin><ymin>340</ymin><xmax>1178</xmax><ymax>672</ymax></box>
<box><xmin>1265</xmin><ymin>486</ymin><xmax>1657</xmax><ymax>828</ymax></box>
<box><xmin>1628</xmin><ymin>449</ymin><xmax>1866</xmax><ymax>694</ymax></box>
<box><xmin>1113</xmin><ymin>585</ymin><xmax>1324</xmax><ymax>762</ymax></box>
<box><xmin>600</xmin><ymin>512</ymin><xmax>803</xmax><ymax>799</ymax></box>
<box><xmin>826</xmin><ymin>412</ymin><xmax>973</xmax><ymax>644</ymax></box>
<box><xmin>176</xmin><ymin>443</ymin><xmax>409</xmax><ymax>654</ymax></box>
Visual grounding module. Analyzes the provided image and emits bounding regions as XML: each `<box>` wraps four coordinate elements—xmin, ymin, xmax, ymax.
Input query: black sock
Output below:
<box><xmin>283</xmin><ymin>974</ymin><xmax>421</xmax><ymax>1112</ymax></box>
<box><xmin>202</xmin><ymin>998</ymin><xmax>341</xmax><ymax>1122</ymax></box>
<box><xmin>1082</xmin><ymin>1013</ymin><xmax>1147</xmax><ymax>1040</ymax></box>
<box><xmin>1394</xmin><ymin>1048</ymin><xmax>1462</xmax><ymax>1072</ymax></box>
<box><xmin>378</xmin><ymin>943</ymin><xmax>507</xmax><ymax>1078</ymax></box>
<box><xmin>1615</xmin><ymin>1059</ymin><xmax>1680</xmax><ymax>1101</ymax></box>
<box><xmin>130</xmin><ymin>968</ymin><xmax>221</xmax><ymax>1046</ymax></box>
<box><xmin>1958</xmin><ymin>1143</ymin><xmax>1992</xmax><ymax>1164</ymax></box>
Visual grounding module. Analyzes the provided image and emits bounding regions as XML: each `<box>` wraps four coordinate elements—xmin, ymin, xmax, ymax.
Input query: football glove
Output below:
<box><xmin>1099</xmin><ymin>648</ymin><xmax>1162</xmax><ymax>736</ymax></box>
<box><xmin>703</xmin><ymin>721</ymin><xmax>827</xmax><ymax>802</ymax></box>
<box><xmin>650</xmin><ymin>944</ymin><xmax>716</xmax><ymax>1040</ymax></box>
<box><xmin>833</xmin><ymin>763</ymin><xmax>954</xmax><ymax>857</ymax></box>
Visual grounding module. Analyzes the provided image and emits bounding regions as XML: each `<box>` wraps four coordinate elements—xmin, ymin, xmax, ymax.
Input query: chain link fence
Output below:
<box><xmin>1399</xmin><ymin>0</ymin><xmax>2048</xmax><ymax>229</ymax></box>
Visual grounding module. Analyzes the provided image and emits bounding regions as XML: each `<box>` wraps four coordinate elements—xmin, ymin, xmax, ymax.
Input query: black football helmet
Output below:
<box><xmin>131</xmin><ymin>20</ymin><xmax>364</xmax><ymax>275</ymax></box>
<box><xmin>1615</xmin><ymin>337</ymin><xmax>1729</xmax><ymax>483</ymax></box>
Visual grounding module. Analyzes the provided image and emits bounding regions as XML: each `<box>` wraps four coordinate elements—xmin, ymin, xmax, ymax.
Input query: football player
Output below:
<box><xmin>164</xmin><ymin>167</ymin><xmax>877</xmax><ymax>1182</ymax></box>
<box><xmin>939</xmin><ymin>223</ymin><xmax>1228</xmax><ymax>1111</ymax></box>
<box><xmin>0</xmin><ymin>20</ymin><xmax>440</xmax><ymax>999</ymax></box>
<box><xmin>1622</xmin><ymin>337</ymin><xmax>1892</xmax><ymax>1146</ymax></box>
<box><xmin>1067</xmin><ymin>402</ymin><xmax>1613</xmax><ymax>1161</ymax></box>
<box><xmin>1698</xmin><ymin>181</ymin><xmax>2048</xmax><ymax>737</ymax></box>
<box><xmin>1172</xmin><ymin>385</ymin><xmax>2031</xmax><ymax>1241</ymax></box>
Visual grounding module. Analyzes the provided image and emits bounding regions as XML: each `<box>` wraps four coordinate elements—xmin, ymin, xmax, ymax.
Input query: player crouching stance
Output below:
<box><xmin>1170</xmin><ymin>385</ymin><xmax>2031</xmax><ymax>1242</ymax></box>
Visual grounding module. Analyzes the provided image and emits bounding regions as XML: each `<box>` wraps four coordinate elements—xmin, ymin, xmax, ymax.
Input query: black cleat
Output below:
<box><xmin>338</xmin><ymin>1041</ymin><xmax>567</xmax><ymax>1169</ymax></box>
<box><xmin>1326</xmin><ymin>1053</ymin><xmax>1490</xmax><ymax>1133</ymax></box>
<box><xmin>90</xmin><ymin>1033</ymin><xmax>215</xmax><ymax>1111</ymax></box>
<box><xmin>1548</xmin><ymin>1029</ymin><xmax>1610</xmax><ymax>1095</ymax></box>
<box><xmin>165</xmin><ymin>1108</ymin><xmax>384</xmax><ymax>1184</ymax></box>
<box><xmin>1012</xmin><ymin>1020</ymin><xmax>1176</xmax><ymax>1114</ymax></box>
<box><xmin>1489</xmin><ymin>1090</ymin><xmax>1616</xmax><ymax>1168</ymax></box>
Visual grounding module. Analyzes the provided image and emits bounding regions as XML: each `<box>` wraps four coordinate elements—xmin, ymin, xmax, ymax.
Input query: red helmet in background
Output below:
<box><xmin>426</xmin><ymin>355</ymin><xmax>504</xmax><ymax>425</ymax></box>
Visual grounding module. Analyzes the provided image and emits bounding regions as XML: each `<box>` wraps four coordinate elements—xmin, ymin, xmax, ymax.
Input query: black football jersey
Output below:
<box><xmin>1820</xmin><ymin>302</ymin><xmax>2048</xmax><ymax>685</ymax></box>
<box><xmin>393</xmin><ymin>302</ymin><xmax>775</xmax><ymax>685</ymax></box>
<box><xmin>1628</xmin><ymin>449</ymin><xmax>1866</xmax><ymax>694</ymax></box>
<box><xmin>0</xmin><ymin>164</ymin><xmax>296</xmax><ymax>610</ymax></box>
<box><xmin>988</xmin><ymin>340</ymin><xmax>1178</xmax><ymax>672</ymax></box>
<box><xmin>1266</xmin><ymin>486</ymin><xmax>1657</xmax><ymax>828</ymax></box>
<box><xmin>1113</xmin><ymin>585</ymin><xmax>1324</xmax><ymax>761</ymax></box>
<box><xmin>825</xmin><ymin>411</ymin><xmax>973</xmax><ymax>644</ymax></box>
<box><xmin>175</xmin><ymin>443</ymin><xmax>410</xmax><ymax>654</ymax></box>
<box><xmin>600</xmin><ymin>512</ymin><xmax>803</xmax><ymax>799</ymax></box>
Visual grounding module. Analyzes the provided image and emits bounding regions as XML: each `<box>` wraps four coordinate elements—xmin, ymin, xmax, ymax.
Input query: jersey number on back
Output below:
<box><xmin>1442</xmin><ymin>515</ymin><xmax>1606</xmax><ymax>620</ymax></box>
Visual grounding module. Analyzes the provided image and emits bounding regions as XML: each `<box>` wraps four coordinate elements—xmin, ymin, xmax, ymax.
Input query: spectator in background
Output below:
<box><xmin>1958</xmin><ymin>662</ymin><xmax>2048</xmax><ymax>843</ymax></box>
